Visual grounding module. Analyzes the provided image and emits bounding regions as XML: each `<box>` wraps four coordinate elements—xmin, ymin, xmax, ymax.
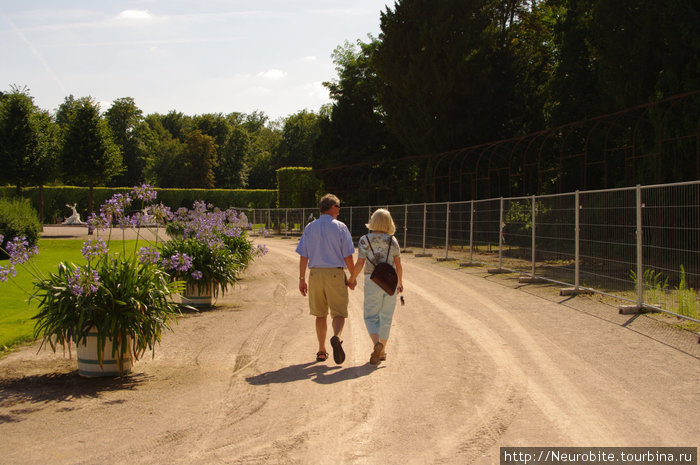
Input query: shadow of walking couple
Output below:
<box><xmin>245</xmin><ymin>360</ymin><xmax>381</xmax><ymax>386</ymax></box>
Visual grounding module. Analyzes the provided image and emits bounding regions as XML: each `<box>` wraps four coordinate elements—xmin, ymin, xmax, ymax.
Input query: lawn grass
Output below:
<box><xmin>0</xmin><ymin>238</ymin><xmax>140</xmax><ymax>351</ymax></box>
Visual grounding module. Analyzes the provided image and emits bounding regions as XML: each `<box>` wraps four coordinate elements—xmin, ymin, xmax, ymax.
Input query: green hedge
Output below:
<box><xmin>0</xmin><ymin>197</ymin><xmax>41</xmax><ymax>256</ymax></box>
<box><xmin>0</xmin><ymin>186</ymin><xmax>277</xmax><ymax>223</ymax></box>
<box><xmin>276</xmin><ymin>167</ymin><xmax>323</xmax><ymax>208</ymax></box>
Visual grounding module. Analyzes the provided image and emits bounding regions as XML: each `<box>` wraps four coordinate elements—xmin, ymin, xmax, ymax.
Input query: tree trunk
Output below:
<box><xmin>39</xmin><ymin>184</ymin><xmax>45</xmax><ymax>231</ymax></box>
<box><xmin>88</xmin><ymin>184</ymin><xmax>94</xmax><ymax>235</ymax></box>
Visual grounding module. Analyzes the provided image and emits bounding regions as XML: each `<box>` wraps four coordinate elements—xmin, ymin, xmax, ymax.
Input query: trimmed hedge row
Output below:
<box><xmin>0</xmin><ymin>186</ymin><xmax>277</xmax><ymax>224</ymax></box>
<box><xmin>277</xmin><ymin>167</ymin><xmax>324</xmax><ymax>208</ymax></box>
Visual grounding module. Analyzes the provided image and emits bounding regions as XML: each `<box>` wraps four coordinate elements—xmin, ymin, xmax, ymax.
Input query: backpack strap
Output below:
<box><xmin>366</xmin><ymin>234</ymin><xmax>392</xmax><ymax>266</ymax></box>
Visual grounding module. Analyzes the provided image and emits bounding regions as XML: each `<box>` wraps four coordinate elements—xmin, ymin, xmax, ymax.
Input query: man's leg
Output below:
<box><xmin>330</xmin><ymin>317</ymin><xmax>346</xmax><ymax>364</ymax></box>
<box><xmin>316</xmin><ymin>316</ymin><xmax>327</xmax><ymax>354</ymax></box>
<box><xmin>328</xmin><ymin>270</ymin><xmax>349</xmax><ymax>364</ymax></box>
<box><xmin>331</xmin><ymin>316</ymin><xmax>345</xmax><ymax>338</ymax></box>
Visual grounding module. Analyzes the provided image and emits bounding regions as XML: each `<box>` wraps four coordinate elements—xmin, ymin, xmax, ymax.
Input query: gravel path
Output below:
<box><xmin>1</xmin><ymin>236</ymin><xmax>698</xmax><ymax>465</ymax></box>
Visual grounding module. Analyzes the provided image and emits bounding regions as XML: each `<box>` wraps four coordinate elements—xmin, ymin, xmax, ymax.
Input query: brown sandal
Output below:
<box><xmin>316</xmin><ymin>351</ymin><xmax>328</xmax><ymax>362</ymax></box>
<box><xmin>370</xmin><ymin>342</ymin><xmax>384</xmax><ymax>365</ymax></box>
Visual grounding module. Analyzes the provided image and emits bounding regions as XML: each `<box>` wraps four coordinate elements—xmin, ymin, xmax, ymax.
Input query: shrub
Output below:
<box><xmin>0</xmin><ymin>186</ymin><xmax>278</xmax><ymax>222</ymax></box>
<box><xmin>0</xmin><ymin>197</ymin><xmax>41</xmax><ymax>258</ymax></box>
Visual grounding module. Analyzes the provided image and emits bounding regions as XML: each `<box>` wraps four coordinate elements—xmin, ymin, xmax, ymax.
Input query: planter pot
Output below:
<box><xmin>184</xmin><ymin>282</ymin><xmax>214</xmax><ymax>308</ymax></box>
<box><xmin>77</xmin><ymin>330</ymin><xmax>132</xmax><ymax>377</ymax></box>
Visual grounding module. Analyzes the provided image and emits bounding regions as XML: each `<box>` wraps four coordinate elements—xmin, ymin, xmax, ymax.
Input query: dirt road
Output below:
<box><xmin>1</xmin><ymin>236</ymin><xmax>698</xmax><ymax>465</ymax></box>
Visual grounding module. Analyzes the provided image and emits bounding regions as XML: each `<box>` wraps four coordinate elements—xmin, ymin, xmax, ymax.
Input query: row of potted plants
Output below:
<box><xmin>0</xmin><ymin>184</ymin><xmax>267</xmax><ymax>377</ymax></box>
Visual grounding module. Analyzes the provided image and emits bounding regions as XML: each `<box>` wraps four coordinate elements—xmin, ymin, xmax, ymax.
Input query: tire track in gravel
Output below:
<box><xmin>402</xmin><ymin>261</ymin><xmax>615</xmax><ymax>446</ymax></box>
<box><xmin>183</xmin><ymin>248</ymin><xmax>299</xmax><ymax>463</ymax></box>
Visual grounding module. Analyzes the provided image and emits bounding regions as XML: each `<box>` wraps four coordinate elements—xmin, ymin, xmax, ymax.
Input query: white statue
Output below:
<box><xmin>140</xmin><ymin>207</ymin><xmax>156</xmax><ymax>227</ymax></box>
<box><xmin>239</xmin><ymin>212</ymin><xmax>250</xmax><ymax>228</ymax></box>
<box><xmin>62</xmin><ymin>203</ymin><xmax>85</xmax><ymax>225</ymax></box>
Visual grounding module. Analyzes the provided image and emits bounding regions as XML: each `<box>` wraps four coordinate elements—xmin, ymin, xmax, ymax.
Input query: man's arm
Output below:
<box><xmin>344</xmin><ymin>254</ymin><xmax>356</xmax><ymax>289</ymax></box>
<box><xmin>299</xmin><ymin>256</ymin><xmax>309</xmax><ymax>296</ymax></box>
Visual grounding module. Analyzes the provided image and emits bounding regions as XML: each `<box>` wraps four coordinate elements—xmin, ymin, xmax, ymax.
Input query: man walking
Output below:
<box><xmin>297</xmin><ymin>194</ymin><xmax>355</xmax><ymax>364</ymax></box>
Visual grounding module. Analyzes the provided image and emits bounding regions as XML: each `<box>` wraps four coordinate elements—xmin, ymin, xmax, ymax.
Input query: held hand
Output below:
<box><xmin>397</xmin><ymin>284</ymin><xmax>404</xmax><ymax>293</ymax></box>
<box><xmin>348</xmin><ymin>277</ymin><xmax>357</xmax><ymax>290</ymax></box>
<box><xmin>299</xmin><ymin>281</ymin><xmax>308</xmax><ymax>296</ymax></box>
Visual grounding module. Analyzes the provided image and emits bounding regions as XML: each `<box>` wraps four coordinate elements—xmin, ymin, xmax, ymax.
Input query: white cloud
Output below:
<box><xmin>257</xmin><ymin>69</ymin><xmax>287</xmax><ymax>80</ymax></box>
<box><xmin>116</xmin><ymin>10</ymin><xmax>153</xmax><ymax>21</ymax></box>
<box><xmin>300</xmin><ymin>81</ymin><xmax>329</xmax><ymax>100</ymax></box>
<box><xmin>302</xmin><ymin>56</ymin><xmax>317</xmax><ymax>62</ymax></box>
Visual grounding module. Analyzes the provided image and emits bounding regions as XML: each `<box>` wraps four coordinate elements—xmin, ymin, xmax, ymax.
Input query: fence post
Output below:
<box><xmin>531</xmin><ymin>194</ymin><xmax>536</xmax><ymax>277</ymax></box>
<box><xmin>403</xmin><ymin>204</ymin><xmax>409</xmax><ymax>251</ymax></box>
<box><xmin>636</xmin><ymin>185</ymin><xmax>644</xmax><ymax>307</ymax></box>
<box><xmin>498</xmin><ymin>197</ymin><xmax>504</xmax><ymax>270</ymax></box>
<box><xmin>444</xmin><ymin>202</ymin><xmax>450</xmax><ymax>260</ymax></box>
<box><xmin>575</xmin><ymin>190</ymin><xmax>580</xmax><ymax>290</ymax></box>
<box><xmin>469</xmin><ymin>200</ymin><xmax>474</xmax><ymax>263</ymax></box>
<box><xmin>619</xmin><ymin>185</ymin><xmax>646</xmax><ymax>313</ymax></box>
<box><xmin>422</xmin><ymin>203</ymin><xmax>427</xmax><ymax>254</ymax></box>
<box><xmin>350</xmin><ymin>206</ymin><xmax>354</xmax><ymax>238</ymax></box>
<box><xmin>416</xmin><ymin>203</ymin><xmax>432</xmax><ymax>257</ymax></box>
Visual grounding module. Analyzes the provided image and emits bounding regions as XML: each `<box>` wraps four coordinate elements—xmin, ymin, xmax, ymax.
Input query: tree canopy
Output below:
<box><xmin>2</xmin><ymin>0</ymin><xmax>698</xmax><ymax>201</ymax></box>
<box><xmin>0</xmin><ymin>88</ymin><xmax>58</xmax><ymax>195</ymax></box>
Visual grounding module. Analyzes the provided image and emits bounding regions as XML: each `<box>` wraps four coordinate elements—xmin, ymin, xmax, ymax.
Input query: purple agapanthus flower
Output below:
<box><xmin>138</xmin><ymin>246</ymin><xmax>161</xmax><ymax>265</ymax></box>
<box><xmin>191</xmin><ymin>270</ymin><xmax>203</xmax><ymax>280</ymax></box>
<box><xmin>86</xmin><ymin>212</ymin><xmax>111</xmax><ymax>231</ymax></box>
<box><xmin>131</xmin><ymin>184</ymin><xmax>157</xmax><ymax>203</ymax></box>
<box><xmin>68</xmin><ymin>266</ymin><xmax>100</xmax><ymax>296</ymax></box>
<box><xmin>255</xmin><ymin>244</ymin><xmax>269</xmax><ymax>256</ymax></box>
<box><xmin>223</xmin><ymin>227</ymin><xmax>242</xmax><ymax>238</ymax></box>
<box><xmin>81</xmin><ymin>238</ymin><xmax>108</xmax><ymax>262</ymax></box>
<box><xmin>101</xmin><ymin>193</ymin><xmax>132</xmax><ymax>224</ymax></box>
<box><xmin>148</xmin><ymin>203</ymin><xmax>174</xmax><ymax>225</ymax></box>
<box><xmin>0</xmin><ymin>265</ymin><xmax>17</xmax><ymax>282</ymax></box>
<box><xmin>163</xmin><ymin>252</ymin><xmax>193</xmax><ymax>272</ymax></box>
<box><xmin>6</xmin><ymin>236</ymin><xmax>39</xmax><ymax>265</ymax></box>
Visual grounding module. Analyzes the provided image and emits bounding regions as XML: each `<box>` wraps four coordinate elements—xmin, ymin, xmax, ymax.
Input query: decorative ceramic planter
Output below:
<box><xmin>184</xmin><ymin>282</ymin><xmax>214</xmax><ymax>308</ymax></box>
<box><xmin>77</xmin><ymin>330</ymin><xmax>132</xmax><ymax>377</ymax></box>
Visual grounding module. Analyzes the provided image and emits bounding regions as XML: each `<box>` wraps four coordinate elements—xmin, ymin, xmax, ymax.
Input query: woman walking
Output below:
<box><xmin>348</xmin><ymin>209</ymin><xmax>403</xmax><ymax>365</ymax></box>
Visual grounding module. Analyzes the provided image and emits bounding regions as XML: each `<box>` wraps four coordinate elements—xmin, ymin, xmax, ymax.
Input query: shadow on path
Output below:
<box><xmin>0</xmin><ymin>371</ymin><xmax>149</xmax><ymax>423</ymax></box>
<box><xmin>246</xmin><ymin>361</ymin><xmax>380</xmax><ymax>386</ymax></box>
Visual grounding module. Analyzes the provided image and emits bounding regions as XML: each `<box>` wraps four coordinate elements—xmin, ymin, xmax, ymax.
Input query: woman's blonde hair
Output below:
<box><xmin>365</xmin><ymin>208</ymin><xmax>396</xmax><ymax>235</ymax></box>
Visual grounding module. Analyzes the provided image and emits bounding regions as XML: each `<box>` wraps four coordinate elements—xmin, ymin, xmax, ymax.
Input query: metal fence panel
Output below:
<box><xmin>239</xmin><ymin>180</ymin><xmax>700</xmax><ymax>323</ymax></box>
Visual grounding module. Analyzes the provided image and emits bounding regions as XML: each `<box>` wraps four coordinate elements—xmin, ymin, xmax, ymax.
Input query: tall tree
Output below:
<box><xmin>149</xmin><ymin>133</ymin><xmax>186</xmax><ymax>188</ymax></box>
<box><xmin>194</xmin><ymin>113</ymin><xmax>249</xmax><ymax>188</ymax></box>
<box><xmin>373</xmin><ymin>0</ymin><xmax>532</xmax><ymax>154</ymax></box>
<box><xmin>245</xmin><ymin>116</ymin><xmax>282</xmax><ymax>189</ymax></box>
<box><xmin>29</xmin><ymin>109</ymin><xmax>60</xmax><ymax>224</ymax></box>
<box><xmin>0</xmin><ymin>87</ymin><xmax>59</xmax><ymax>204</ymax></box>
<box><xmin>104</xmin><ymin>97</ymin><xmax>149</xmax><ymax>186</ymax></box>
<box><xmin>0</xmin><ymin>88</ymin><xmax>39</xmax><ymax>195</ymax></box>
<box><xmin>216</xmin><ymin>124</ymin><xmax>250</xmax><ymax>188</ymax></box>
<box><xmin>159</xmin><ymin>110</ymin><xmax>191</xmax><ymax>141</ymax></box>
<box><xmin>274</xmin><ymin>110</ymin><xmax>321</xmax><ymax>167</ymax></box>
<box><xmin>182</xmin><ymin>130</ymin><xmax>217</xmax><ymax>188</ymax></box>
<box><xmin>61</xmin><ymin>96</ymin><xmax>122</xmax><ymax>214</ymax></box>
<box><xmin>315</xmin><ymin>39</ymin><xmax>403</xmax><ymax>169</ymax></box>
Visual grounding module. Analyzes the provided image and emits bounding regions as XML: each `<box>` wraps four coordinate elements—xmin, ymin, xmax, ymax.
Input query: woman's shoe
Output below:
<box><xmin>370</xmin><ymin>342</ymin><xmax>384</xmax><ymax>365</ymax></box>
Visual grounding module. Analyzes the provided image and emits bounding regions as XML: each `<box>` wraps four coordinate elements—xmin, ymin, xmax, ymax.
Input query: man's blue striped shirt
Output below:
<box><xmin>296</xmin><ymin>214</ymin><xmax>355</xmax><ymax>268</ymax></box>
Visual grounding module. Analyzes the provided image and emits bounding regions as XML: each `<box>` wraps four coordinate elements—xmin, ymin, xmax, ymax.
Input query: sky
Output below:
<box><xmin>0</xmin><ymin>0</ymin><xmax>392</xmax><ymax>121</ymax></box>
